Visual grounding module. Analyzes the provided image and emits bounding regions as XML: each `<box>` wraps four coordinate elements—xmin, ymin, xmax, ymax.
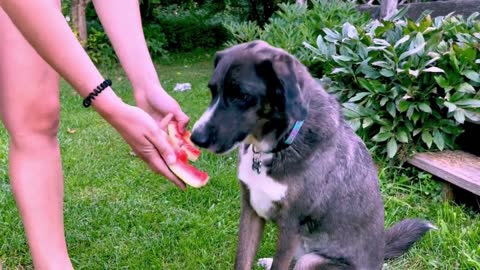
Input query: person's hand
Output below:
<box><xmin>134</xmin><ymin>86</ymin><xmax>190</xmax><ymax>132</ymax></box>
<box><xmin>104</xmin><ymin>102</ymin><xmax>187</xmax><ymax>190</ymax></box>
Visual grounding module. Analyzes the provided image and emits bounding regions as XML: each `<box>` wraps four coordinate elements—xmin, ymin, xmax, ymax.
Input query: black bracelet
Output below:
<box><xmin>83</xmin><ymin>79</ymin><xmax>112</xmax><ymax>107</ymax></box>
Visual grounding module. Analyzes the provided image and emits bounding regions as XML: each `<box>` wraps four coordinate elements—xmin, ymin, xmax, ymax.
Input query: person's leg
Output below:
<box><xmin>0</xmin><ymin>2</ymin><xmax>73</xmax><ymax>270</ymax></box>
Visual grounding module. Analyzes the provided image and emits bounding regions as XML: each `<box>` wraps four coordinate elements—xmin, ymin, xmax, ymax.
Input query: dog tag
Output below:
<box><xmin>252</xmin><ymin>155</ymin><xmax>262</xmax><ymax>174</ymax></box>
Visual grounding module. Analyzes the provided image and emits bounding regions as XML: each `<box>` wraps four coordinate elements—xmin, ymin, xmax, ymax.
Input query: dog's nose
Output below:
<box><xmin>191</xmin><ymin>129</ymin><xmax>211</xmax><ymax>148</ymax></box>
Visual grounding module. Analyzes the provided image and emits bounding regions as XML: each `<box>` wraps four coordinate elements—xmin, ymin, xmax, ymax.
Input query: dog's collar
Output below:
<box><xmin>283</xmin><ymin>120</ymin><xmax>304</xmax><ymax>145</ymax></box>
<box><xmin>252</xmin><ymin>120</ymin><xmax>305</xmax><ymax>154</ymax></box>
<box><xmin>250</xmin><ymin>120</ymin><xmax>304</xmax><ymax>174</ymax></box>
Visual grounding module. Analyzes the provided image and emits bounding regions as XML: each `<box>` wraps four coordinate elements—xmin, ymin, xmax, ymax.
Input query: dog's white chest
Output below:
<box><xmin>238</xmin><ymin>146</ymin><xmax>288</xmax><ymax>219</ymax></box>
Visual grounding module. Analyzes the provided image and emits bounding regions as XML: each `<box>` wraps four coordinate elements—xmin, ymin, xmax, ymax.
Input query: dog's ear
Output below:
<box><xmin>213</xmin><ymin>51</ymin><xmax>224</xmax><ymax>68</ymax></box>
<box><xmin>256</xmin><ymin>53</ymin><xmax>307</xmax><ymax>120</ymax></box>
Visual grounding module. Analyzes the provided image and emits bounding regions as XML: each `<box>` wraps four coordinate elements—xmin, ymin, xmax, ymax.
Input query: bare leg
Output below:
<box><xmin>0</xmin><ymin>3</ymin><xmax>73</xmax><ymax>269</ymax></box>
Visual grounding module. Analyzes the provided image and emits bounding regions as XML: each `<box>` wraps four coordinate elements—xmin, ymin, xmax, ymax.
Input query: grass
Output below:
<box><xmin>1</xmin><ymin>51</ymin><xmax>479</xmax><ymax>270</ymax></box>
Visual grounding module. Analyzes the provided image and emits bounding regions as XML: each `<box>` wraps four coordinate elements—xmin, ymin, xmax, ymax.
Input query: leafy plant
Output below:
<box><xmin>223</xmin><ymin>21</ymin><xmax>262</xmax><ymax>45</ymax></box>
<box><xmin>305</xmin><ymin>9</ymin><xmax>480</xmax><ymax>160</ymax></box>
<box><xmin>151</xmin><ymin>5</ymin><xmax>232</xmax><ymax>52</ymax></box>
<box><xmin>224</xmin><ymin>0</ymin><xmax>370</xmax><ymax>65</ymax></box>
<box><xmin>143</xmin><ymin>23</ymin><xmax>168</xmax><ymax>59</ymax></box>
<box><xmin>85</xmin><ymin>21</ymin><xmax>117</xmax><ymax>66</ymax></box>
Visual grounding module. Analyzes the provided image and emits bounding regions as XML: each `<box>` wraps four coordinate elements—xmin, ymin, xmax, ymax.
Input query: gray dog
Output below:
<box><xmin>190</xmin><ymin>40</ymin><xmax>435</xmax><ymax>270</ymax></box>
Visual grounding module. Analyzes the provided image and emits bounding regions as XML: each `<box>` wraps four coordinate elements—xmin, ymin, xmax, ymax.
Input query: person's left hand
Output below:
<box><xmin>134</xmin><ymin>86</ymin><xmax>190</xmax><ymax>132</ymax></box>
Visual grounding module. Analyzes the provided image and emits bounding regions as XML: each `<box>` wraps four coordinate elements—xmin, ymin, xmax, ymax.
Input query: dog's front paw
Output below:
<box><xmin>257</xmin><ymin>258</ymin><xmax>273</xmax><ymax>270</ymax></box>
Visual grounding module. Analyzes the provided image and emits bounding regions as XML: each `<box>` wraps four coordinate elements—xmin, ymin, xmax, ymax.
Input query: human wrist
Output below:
<box><xmin>132</xmin><ymin>78</ymin><xmax>166</xmax><ymax>95</ymax></box>
<box><xmin>91</xmin><ymin>88</ymin><xmax>126</xmax><ymax>121</ymax></box>
<box><xmin>133</xmin><ymin>83</ymin><xmax>170</xmax><ymax>108</ymax></box>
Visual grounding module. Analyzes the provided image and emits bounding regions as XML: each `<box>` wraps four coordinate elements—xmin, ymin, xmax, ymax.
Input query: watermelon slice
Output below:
<box><xmin>167</xmin><ymin>123</ymin><xmax>201</xmax><ymax>161</ymax></box>
<box><xmin>166</xmin><ymin>123</ymin><xmax>209</xmax><ymax>188</ymax></box>
<box><xmin>168</xmin><ymin>149</ymin><xmax>209</xmax><ymax>188</ymax></box>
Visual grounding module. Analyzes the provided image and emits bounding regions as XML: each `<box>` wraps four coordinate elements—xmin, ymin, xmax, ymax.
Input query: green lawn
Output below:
<box><xmin>1</xmin><ymin>52</ymin><xmax>479</xmax><ymax>270</ymax></box>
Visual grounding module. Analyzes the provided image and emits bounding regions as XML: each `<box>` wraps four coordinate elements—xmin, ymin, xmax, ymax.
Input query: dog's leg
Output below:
<box><xmin>270</xmin><ymin>222</ymin><xmax>300</xmax><ymax>270</ymax></box>
<box><xmin>235</xmin><ymin>183</ymin><xmax>266</xmax><ymax>270</ymax></box>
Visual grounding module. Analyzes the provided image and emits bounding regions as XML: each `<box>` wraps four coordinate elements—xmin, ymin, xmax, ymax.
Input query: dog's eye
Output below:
<box><xmin>234</xmin><ymin>93</ymin><xmax>253</xmax><ymax>103</ymax></box>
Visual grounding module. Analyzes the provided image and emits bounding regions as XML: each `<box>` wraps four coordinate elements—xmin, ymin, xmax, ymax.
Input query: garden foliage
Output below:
<box><xmin>224</xmin><ymin>0</ymin><xmax>370</xmax><ymax>65</ymax></box>
<box><xmin>305</xmin><ymin>9</ymin><xmax>480</xmax><ymax>160</ymax></box>
<box><xmin>225</xmin><ymin>2</ymin><xmax>480</xmax><ymax>161</ymax></box>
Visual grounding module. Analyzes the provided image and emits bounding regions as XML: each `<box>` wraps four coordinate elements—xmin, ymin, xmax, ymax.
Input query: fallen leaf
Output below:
<box><xmin>67</xmin><ymin>128</ymin><xmax>77</xmax><ymax>134</ymax></box>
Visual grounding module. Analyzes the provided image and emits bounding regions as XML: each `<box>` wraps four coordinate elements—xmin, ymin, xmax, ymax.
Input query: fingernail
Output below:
<box><xmin>166</xmin><ymin>154</ymin><xmax>176</xmax><ymax>164</ymax></box>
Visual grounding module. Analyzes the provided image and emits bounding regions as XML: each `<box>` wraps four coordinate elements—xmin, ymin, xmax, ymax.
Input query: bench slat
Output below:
<box><xmin>408</xmin><ymin>150</ymin><xmax>480</xmax><ymax>196</ymax></box>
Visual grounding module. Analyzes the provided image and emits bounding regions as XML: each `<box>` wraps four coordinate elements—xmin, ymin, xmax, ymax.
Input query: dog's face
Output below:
<box><xmin>191</xmin><ymin>41</ymin><xmax>307</xmax><ymax>154</ymax></box>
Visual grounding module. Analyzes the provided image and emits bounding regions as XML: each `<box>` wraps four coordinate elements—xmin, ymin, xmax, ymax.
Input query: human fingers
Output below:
<box><xmin>148</xmin><ymin>153</ymin><xmax>186</xmax><ymax>190</ymax></box>
<box><xmin>158</xmin><ymin>113</ymin><xmax>174</xmax><ymax>130</ymax></box>
<box><xmin>174</xmin><ymin>110</ymin><xmax>190</xmax><ymax>132</ymax></box>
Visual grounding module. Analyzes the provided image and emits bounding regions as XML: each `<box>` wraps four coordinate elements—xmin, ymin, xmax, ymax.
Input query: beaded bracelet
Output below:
<box><xmin>83</xmin><ymin>79</ymin><xmax>112</xmax><ymax>107</ymax></box>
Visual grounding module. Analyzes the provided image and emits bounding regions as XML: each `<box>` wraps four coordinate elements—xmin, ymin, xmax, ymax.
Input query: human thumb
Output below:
<box><xmin>175</xmin><ymin>111</ymin><xmax>190</xmax><ymax>133</ymax></box>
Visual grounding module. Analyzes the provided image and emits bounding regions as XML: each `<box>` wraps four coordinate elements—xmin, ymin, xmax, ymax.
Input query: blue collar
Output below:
<box><xmin>283</xmin><ymin>120</ymin><xmax>304</xmax><ymax>145</ymax></box>
<box><xmin>251</xmin><ymin>120</ymin><xmax>306</xmax><ymax>154</ymax></box>
<box><xmin>267</xmin><ymin>120</ymin><xmax>305</xmax><ymax>153</ymax></box>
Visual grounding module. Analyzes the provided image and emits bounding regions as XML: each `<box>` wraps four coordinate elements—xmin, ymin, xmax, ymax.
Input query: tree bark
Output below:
<box><xmin>71</xmin><ymin>0</ymin><xmax>90</xmax><ymax>48</ymax></box>
<box><xmin>262</xmin><ymin>0</ymin><xmax>275</xmax><ymax>24</ymax></box>
<box><xmin>247</xmin><ymin>0</ymin><xmax>261</xmax><ymax>26</ymax></box>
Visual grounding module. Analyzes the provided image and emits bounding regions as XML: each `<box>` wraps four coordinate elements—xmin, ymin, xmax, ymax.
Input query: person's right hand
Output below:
<box><xmin>104</xmin><ymin>102</ymin><xmax>186</xmax><ymax>190</ymax></box>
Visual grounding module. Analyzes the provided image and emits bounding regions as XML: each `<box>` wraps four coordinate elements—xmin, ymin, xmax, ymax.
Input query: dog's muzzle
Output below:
<box><xmin>190</xmin><ymin>127</ymin><xmax>211</xmax><ymax>149</ymax></box>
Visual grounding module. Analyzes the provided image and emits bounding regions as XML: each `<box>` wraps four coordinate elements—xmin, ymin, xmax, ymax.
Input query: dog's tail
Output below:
<box><xmin>384</xmin><ymin>218</ymin><xmax>436</xmax><ymax>260</ymax></box>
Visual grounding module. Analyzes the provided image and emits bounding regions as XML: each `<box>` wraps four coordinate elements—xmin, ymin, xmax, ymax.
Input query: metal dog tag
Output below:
<box><xmin>252</xmin><ymin>153</ymin><xmax>262</xmax><ymax>174</ymax></box>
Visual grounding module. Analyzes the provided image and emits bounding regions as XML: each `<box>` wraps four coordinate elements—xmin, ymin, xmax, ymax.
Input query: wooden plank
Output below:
<box><xmin>408</xmin><ymin>150</ymin><xmax>480</xmax><ymax>196</ymax></box>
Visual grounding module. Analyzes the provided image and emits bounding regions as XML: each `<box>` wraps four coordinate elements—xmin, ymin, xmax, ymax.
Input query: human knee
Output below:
<box><xmin>7</xmin><ymin>93</ymin><xmax>60</xmax><ymax>145</ymax></box>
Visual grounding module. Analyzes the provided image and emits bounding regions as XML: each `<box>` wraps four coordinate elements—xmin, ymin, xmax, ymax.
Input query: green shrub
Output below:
<box><xmin>224</xmin><ymin>0</ymin><xmax>370</xmax><ymax>64</ymax></box>
<box><xmin>86</xmin><ymin>21</ymin><xmax>117</xmax><ymax>66</ymax></box>
<box><xmin>73</xmin><ymin>2</ymin><xmax>230</xmax><ymax>64</ymax></box>
<box><xmin>305</xmin><ymin>10</ymin><xmax>480</xmax><ymax>161</ymax></box>
<box><xmin>84</xmin><ymin>21</ymin><xmax>167</xmax><ymax>65</ymax></box>
<box><xmin>151</xmin><ymin>5</ymin><xmax>232</xmax><ymax>52</ymax></box>
<box><xmin>143</xmin><ymin>23</ymin><xmax>168</xmax><ymax>59</ymax></box>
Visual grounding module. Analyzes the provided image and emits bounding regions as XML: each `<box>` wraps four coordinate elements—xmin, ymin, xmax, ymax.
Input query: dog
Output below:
<box><xmin>190</xmin><ymin>40</ymin><xmax>435</xmax><ymax>270</ymax></box>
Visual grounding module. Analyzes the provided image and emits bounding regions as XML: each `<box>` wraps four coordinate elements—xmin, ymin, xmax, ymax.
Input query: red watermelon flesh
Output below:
<box><xmin>167</xmin><ymin>123</ymin><xmax>201</xmax><ymax>161</ymax></box>
<box><xmin>166</xmin><ymin>123</ymin><xmax>209</xmax><ymax>188</ymax></box>
<box><xmin>169</xmin><ymin>149</ymin><xmax>209</xmax><ymax>188</ymax></box>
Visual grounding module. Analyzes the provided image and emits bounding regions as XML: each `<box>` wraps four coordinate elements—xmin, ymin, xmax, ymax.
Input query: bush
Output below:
<box><xmin>150</xmin><ymin>5</ymin><xmax>232</xmax><ymax>52</ymax></box>
<box><xmin>143</xmin><ymin>23</ymin><xmax>168</xmax><ymax>59</ymax></box>
<box><xmin>85</xmin><ymin>21</ymin><xmax>117</xmax><ymax>66</ymax></box>
<box><xmin>305</xmin><ymin>9</ymin><xmax>480</xmax><ymax>161</ymax></box>
<box><xmin>69</xmin><ymin>2</ymin><xmax>230</xmax><ymax>64</ymax></box>
<box><xmin>224</xmin><ymin>0</ymin><xmax>370</xmax><ymax>65</ymax></box>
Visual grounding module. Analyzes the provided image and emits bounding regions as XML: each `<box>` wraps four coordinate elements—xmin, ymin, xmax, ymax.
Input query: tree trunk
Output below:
<box><xmin>262</xmin><ymin>0</ymin><xmax>275</xmax><ymax>24</ymax></box>
<box><xmin>380</xmin><ymin>0</ymin><xmax>398</xmax><ymax>19</ymax></box>
<box><xmin>140</xmin><ymin>0</ymin><xmax>153</xmax><ymax>21</ymax></box>
<box><xmin>248</xmin><ymin>0</ymin><xmax>261</xmax><ymax>26</ymax></box>
<box><xmin>71</xmin><ymin>0</ymin><xmax>90</xmax><ymax>48</ymax></box>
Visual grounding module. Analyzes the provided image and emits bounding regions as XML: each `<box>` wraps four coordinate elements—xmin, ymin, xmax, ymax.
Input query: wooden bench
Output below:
<box><xmin>408</xmin><ymin>150</ymin><xmax>480</xmax><ymax>197</ymax></box>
